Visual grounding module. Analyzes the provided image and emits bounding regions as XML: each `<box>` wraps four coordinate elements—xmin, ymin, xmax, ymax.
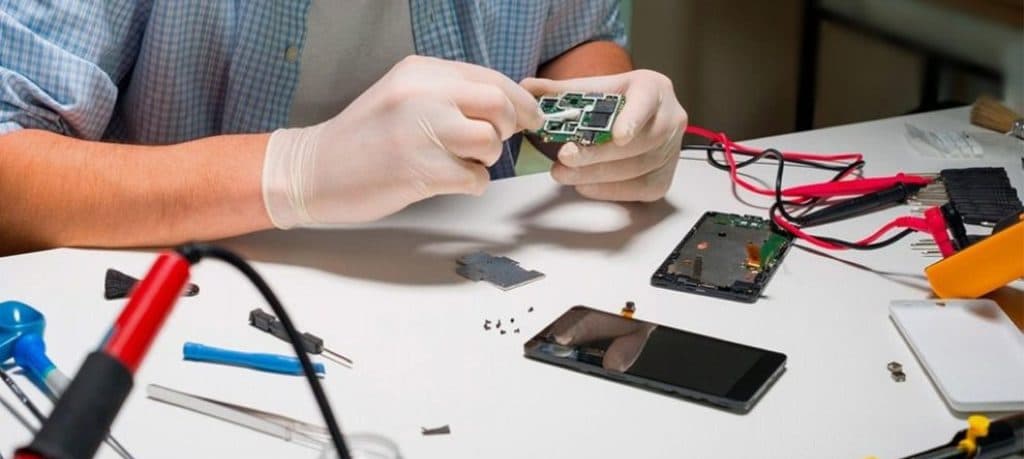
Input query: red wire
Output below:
<box><xmin>685</xmin><ymin>126</ymin><xmax>865</xmax><ymax>200</ymax></box>
<box><xmin>771</xmin><ymin>213</ymin><xmax>929</xmax><ymax>250</ymax></box>
<box><xmin>686</xmin><ymin>125</ymin><xmax>927</xmax><ymax>250</ymax></box>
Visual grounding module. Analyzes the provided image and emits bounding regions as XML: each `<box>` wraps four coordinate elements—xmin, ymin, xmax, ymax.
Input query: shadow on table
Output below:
<box><xmin>217</xmin><ymin>188</ymin><xmax>677</xmax><ymax>286</ymax></box>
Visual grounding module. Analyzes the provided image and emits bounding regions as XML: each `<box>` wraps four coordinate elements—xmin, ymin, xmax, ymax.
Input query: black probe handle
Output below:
<box><xmin>249</xmin><ymin>309</ymin><xmax>325</xmax><ymax>354</ymax></box>
<box><xmin>18</xmin><ymin>352</ymin><xmax>132</xmax><ymax>459</ymax></box>
<box><xmin>798</xmin><ymin>183</ymin><xmax>921</xmax><ymax>227</ymax></box>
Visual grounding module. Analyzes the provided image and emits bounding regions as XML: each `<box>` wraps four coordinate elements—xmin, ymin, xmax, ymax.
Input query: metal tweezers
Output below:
<box><xmin>146</xmin><ymin>384</ymin><xmax>330</xmax><ymax>450</ymax></box>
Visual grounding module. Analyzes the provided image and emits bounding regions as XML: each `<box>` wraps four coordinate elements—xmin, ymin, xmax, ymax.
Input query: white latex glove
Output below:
<box><xmin>262</xmin><ymin>56</ymin><xmax>544</xmax><ymax>228</ymax></box>
<box><xmin>521</xmin><ymin>70</ymin><xmax>687</xmax><ymax>202</ymax></box>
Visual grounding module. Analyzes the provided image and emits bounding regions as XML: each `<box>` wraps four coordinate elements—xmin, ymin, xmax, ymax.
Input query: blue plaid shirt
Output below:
<box><xmin>0</xmin><ymin>1</ymin><xmax>626</xmax><ymax>178</ymax></box>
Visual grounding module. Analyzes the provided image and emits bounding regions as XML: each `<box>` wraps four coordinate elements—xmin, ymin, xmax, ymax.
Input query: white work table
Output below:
<box><xmin>2</xmin><ymin>108</ymin><xmax>1022</xmax><ymax>458</ymax></box>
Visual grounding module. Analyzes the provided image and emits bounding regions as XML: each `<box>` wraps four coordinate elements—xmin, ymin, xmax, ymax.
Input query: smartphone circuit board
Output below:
<box><xmin>534</xmin><ymin>92</ymin><xmax>624</xmax><ymax>146</ymax></box>
<box><xmin>651</xmin><ymin>212</ymin><xmax>792</xmax><ymax>303</ymax></box>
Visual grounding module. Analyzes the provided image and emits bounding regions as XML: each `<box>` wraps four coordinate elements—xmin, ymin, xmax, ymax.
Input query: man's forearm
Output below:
<box><xmin>0</xmin><ymin>129</ymin><xmax>272</xmax><ymax>255</ymax></box>
<box><xmin>537</xmin><ymin>40</ymin><xmax>633</xmax><ymax>80</ymax></box>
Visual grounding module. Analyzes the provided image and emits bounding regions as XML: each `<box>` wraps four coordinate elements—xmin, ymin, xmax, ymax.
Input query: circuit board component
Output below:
<box><xmin>651</xmin><ymin>212</ymin><xmax>793</xmax><ymax>303</ymax></box>
<box><xmin>533</xmin><ymin>92</ymin><xmax>624</xmax><ymax>146</ymax></box>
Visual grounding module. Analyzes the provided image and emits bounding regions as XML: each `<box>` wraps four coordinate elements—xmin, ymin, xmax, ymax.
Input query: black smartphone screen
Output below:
<box><xmin>524</xmin><ymin>306</ymin><xmax>786</xmax><ymax>412</ymax></box>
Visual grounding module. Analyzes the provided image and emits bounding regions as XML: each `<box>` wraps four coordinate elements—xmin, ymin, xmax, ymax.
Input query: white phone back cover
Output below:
<box><xmin>890</xmin><ymin>299</ymin><xmax>1024</xmax><ymax>412</ymax></box>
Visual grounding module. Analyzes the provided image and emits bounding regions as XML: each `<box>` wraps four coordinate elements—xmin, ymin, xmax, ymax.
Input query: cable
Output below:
<box><xmin>681</xmin><ymin>125</ymin><xmax>931</xmax><ymax>250</ymax></box>
<box><xmin>175</xmin><ymin>243</ymin><xmax>351</xmax><ymax>459</ymax></box>
<box><xmin>752</xmin><ymin>148</ymin><xmax>919</xmax><ymax>250</ymax></box>
<box><xmin>684</xmin><ymin>143</ymin><xmax>860</xmax><ymax>172</ymax></box>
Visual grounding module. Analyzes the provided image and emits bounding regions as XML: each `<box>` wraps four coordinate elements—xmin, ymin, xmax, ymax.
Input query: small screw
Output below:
<box><xmin>510</xmin><ymin>318</ymin><xmax>515</xmax><ymax>323</ymax></box>
<box><xmin>891</xmin><ymin>371</ymin><xmax>906</xmax><ymax>382</ymax></box>
<box><xmin>496</xmin><ymin>320</ymin><xmax>501</xmax><ymax>329</ymax></box>
<box><xmin>514</xmin><ymin>328</ymin><xmax>520</xmax><ymax>334</ymax></box>
<box><xmin>500</xmin><ymin>330</ymin><xmax>506</xmax><ymax>335</ymax></box>
<box><xmin>887</xmin><ymin>361</ymin><xmax>903</xmax><ymax>373</ymax></box>
<box><xmin>528</xmin><ymin>307</ymin><xmax>534</xmax><ymax>313</ymax></box>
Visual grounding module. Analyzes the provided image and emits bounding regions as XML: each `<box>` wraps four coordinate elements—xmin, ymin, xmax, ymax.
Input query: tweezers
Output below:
<box><xmin>146</xmin><ymin>384</ymin><xmax>329</xmax><ymax>449</ymax></box>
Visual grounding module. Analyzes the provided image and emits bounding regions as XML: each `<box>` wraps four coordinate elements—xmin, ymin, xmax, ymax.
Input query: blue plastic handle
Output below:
<box><xmin>12</xmin><ymin>333</ymin><xmax>57</xmax><ymax>387</ymax></box>
<box><xmin>183</xmin><ymin>342</ymin><xmax>324</xmax><ymax>376</ymax></box>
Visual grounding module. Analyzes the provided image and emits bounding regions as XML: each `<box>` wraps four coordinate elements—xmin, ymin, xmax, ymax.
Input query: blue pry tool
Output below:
<box><xmin>183</xmin><ymin>342</ymin><xmax>326</xmax><ymax>376</ymax></box>
<box><xmin>0</xmin><ymin>300</ymin><xmax>135</xmax><ymax>459</ymax></box>
<box><xmin>0</xmin><ymin>301</ymin><xmax>61</xmax><ymax>391</ymax></box>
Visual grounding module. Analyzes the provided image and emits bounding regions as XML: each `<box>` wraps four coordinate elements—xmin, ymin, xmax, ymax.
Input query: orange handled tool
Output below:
<box><xmin>926</xmin><ymin>212</ymin><xmax>1024</xmax><ymax>299</ymax></box>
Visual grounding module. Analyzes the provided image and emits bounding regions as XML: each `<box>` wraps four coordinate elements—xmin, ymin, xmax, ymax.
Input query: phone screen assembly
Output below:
<box><xmin>524</xmin><ymin>306</ymin><xmax>786</xmax><ymax>413</ymax></box>
<box><xmin>651</xmin><ymin>211</ymin><xmax>793</xmax><ymax>303</ymax></box>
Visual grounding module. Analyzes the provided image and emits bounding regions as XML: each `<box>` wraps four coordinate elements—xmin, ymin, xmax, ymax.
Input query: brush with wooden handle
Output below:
<box><xmin>971</xmin><ymin>96</ymin><xmax>1024</xmax><ymax>140</ymax></box>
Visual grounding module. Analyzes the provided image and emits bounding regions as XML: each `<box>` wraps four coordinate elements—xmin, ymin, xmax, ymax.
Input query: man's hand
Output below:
<box><xmin>263</xmin><ymin>56</ymin><xmax>544</xmax><ymax>228</ymax></box>
<box><xmin>521</xmin><ymin>70</ymin><xmax>687</xmax><ymax>202</ymax></box>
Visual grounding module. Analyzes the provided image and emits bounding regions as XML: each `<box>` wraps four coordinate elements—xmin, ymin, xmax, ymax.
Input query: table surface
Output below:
<box><xmin>2</xmin><ymin>107</ymin><xmax>1022</xmax><ymax>459</ymax></box>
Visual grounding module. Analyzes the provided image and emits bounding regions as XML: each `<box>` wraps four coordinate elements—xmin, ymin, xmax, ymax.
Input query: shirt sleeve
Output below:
<box><xmin>539</xmin><ymin>0</ymin><xmax>628</xmax><ymax>66</ymax></box>
<box><xmin>0</xmin><ymin>1</ymin><xmax>150</xmax><ymax>139</ymax></box>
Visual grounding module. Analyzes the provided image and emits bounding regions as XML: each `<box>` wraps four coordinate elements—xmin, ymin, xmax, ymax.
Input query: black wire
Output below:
<box><xmin>750</xmin><ymin>148</ymin><xmax>914</xmax><ymax>250</ymax></box>
<box><xmin>815</xmin><ymin>229</ymin><xmax>916</xmax><ymax>250</ymax></box>
<box><xmin>176</xmin><ymin>243</ymin><xmax>350</xmax><ymax>459</ymax></box>
<box><xmin>683</xmin><ymin>143</ymin><xmax>857</xmax><ymax>172</ymax></box>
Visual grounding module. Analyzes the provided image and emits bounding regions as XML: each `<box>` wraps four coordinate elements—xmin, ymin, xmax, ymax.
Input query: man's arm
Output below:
<box><xmin>537</xmin><ymin>40</ymin><xmax>633</xmax><ymax>80</ymax></box>
<box><xmin>0</xmin><ymin>130</ymin><xmax>272</xmax><ymax>255</ymax></box>
<box><xmin>0</xmin><ymin>56</ymin><xmax>543</xmax><ymax>256</ymax></box>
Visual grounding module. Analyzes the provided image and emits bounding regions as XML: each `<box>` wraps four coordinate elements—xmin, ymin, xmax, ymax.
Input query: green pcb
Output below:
<box><xmin>533</xmin><ymin>92</ymin><xmax>624</xmax><ymax>146</ymax></box>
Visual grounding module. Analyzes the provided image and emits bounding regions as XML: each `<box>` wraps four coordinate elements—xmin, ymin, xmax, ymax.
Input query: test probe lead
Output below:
<box><xmin>174</xmin><ymin>244</ymin><xmax>351</xmax><ymax>459</ymax></box>
<box><xmin>682</xmin><ymin>126</ymin><xmax>952</xmax><ymax>252</ymax></box>
<box><xmin>16</xmin><ymin>244</ymin><xmax>351</xmax><ymax>459</ymax></box>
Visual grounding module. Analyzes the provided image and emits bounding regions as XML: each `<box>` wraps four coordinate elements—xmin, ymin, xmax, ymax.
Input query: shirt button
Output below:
<box><xmin>284</xmin><ymin>46</ymin><xmax>299</xmax><ymax>62</ymax></box>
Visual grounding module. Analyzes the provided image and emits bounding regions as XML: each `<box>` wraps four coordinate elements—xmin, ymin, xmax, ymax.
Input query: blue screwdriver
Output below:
<box><xmin>183</xmin><ymin>342</ymin><xmax>326</xmax><ymax>376</ymax></box>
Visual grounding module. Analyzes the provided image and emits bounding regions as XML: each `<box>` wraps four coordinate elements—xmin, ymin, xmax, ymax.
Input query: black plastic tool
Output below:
<box><xmin>248</xmin><ymin>309</ymin><xmax>353</xmax><ymax>366</ymax></box>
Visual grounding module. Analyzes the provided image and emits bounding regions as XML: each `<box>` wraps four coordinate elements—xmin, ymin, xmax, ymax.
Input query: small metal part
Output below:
<box><xmin>500</xmin><ymin>330</ymin><xmax>506</xmax><ymax>335</ymax></box>
<box><xmin>621</xmin><ymin>301</ymin><xmax>636</xmax><ymax>318</ymax></box>
<box><xmin>887</xmin><ymin>361</ymin><xmax>906</xmax><ymax>382</ymax></box>
<box><xmin>528</xmin><ymin>307</ymin><xmax>534</xmax><ymax>313</ymax></box>
<box><xmin>510</xmin><ymin>318</ymin><xmax>515</xmax><ymax>323</ymax></box>
<box><xmin>483</xmin><ymin>321</ymin><xmax>491</xmax><ymax>330</ymax></box>
<box><xmin>514</xmin><ymin>328</ymin><xmax>520</xmax><ymax>334</ymax></box>
<box><xmin>496</xmin><ymin>320</ymin><xmax>501</xmax><ymax>329</ymax></box>
<box><xmin>1011</xmin><ymin>118</ymin><xmax>1024</xmax><ymax>141</ymax></box>
<box><xmin>455</xmin><ymin>252</ymin><xmax>545</xmax><ymax>290</ymax></box>
<box><xmin>421</xmin><ymin>425</ymin><xmax>451</xmax><ymax>436</ymax></box>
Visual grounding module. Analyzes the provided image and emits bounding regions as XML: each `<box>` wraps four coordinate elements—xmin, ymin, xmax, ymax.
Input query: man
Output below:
<box><xmin>0</xmin><ymin>1</ymin><xmax>687</xmax><ymax>255</ymax></box>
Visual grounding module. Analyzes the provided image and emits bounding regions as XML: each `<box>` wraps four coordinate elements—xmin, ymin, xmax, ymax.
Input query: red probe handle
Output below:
<box><xmin>783</xmin><ymin>174</ymin><xmax>932</xmax><ymax>198</ymax></box>
<box><xmin>102</xmin><ymin>251</ymin><xmax>191</xmax><ymax>373</ymax></box>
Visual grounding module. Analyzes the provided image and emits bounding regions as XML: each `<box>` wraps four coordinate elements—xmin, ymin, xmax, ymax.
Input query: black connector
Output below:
<box><xmin>249</xmin><ymin>309</ymin><xmax>325</xmax><ymax>354</ymax></box>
